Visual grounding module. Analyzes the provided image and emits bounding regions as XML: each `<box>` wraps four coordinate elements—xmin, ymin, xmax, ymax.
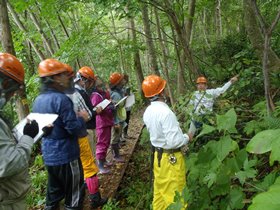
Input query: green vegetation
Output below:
<box><xmin>1</xmin><ymin>0</ymin><xmax>280</xmax><ymax>209</ymax></box>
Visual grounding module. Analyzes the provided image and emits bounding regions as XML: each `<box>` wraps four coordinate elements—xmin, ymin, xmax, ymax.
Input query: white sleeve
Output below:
<box><xmin>162</xmin><ymin>111</ymin><xmax>189</xmax><ymax>149</ymax></box>
<box><xmin>210</xmin><ymin>81</ymin><xmax>232</xmax><ymax>98</ymax></box>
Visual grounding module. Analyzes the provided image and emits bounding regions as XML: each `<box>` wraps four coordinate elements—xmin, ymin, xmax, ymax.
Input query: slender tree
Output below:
<box><xmin>0</xmin><ymin>0</ymin><xmax>29</xmax><ymax>120</ymax></box>
<box><xmin>7</xmin><ymin>1</ymin><xmax>45</xmax><ymax>60</ymax></box>
<box><xmin>141</xmin><ymin>3</ymin><xmax>160</xmax><ymax>75</ymax></box>
<box><xmin>250</xmin><ymin>0</ymin><xmax>280</xmax><ymax>115</ymax></box>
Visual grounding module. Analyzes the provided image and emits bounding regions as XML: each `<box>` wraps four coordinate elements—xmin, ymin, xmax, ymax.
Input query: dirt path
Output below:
<box><xmin>83</xmin><ymin>109</ymin><xmax>145</xmax><ymax>209</ymax></box>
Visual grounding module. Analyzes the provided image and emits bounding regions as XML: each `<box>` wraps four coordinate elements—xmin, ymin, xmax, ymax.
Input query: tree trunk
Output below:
<box><xmin>154</xmin><ymin>8</ymin><xmax>175</xmax><ymax>105</ymax></box>
<box><xmin>129</xmin><ymin>18</ymin><xmax>145</xmax><ymax>100</ymax></box>
<box><xmin>243</xmin><ymin>0</ymin><xmax>280</xmax><ymax>72</ymax></box>
<box><xmin>110</xmin><ymin>11</ymin><xmax>125</xmax><ymax>72</ymax></box>
<box><xmin>163</xmin><ymin>0</ymin><xmax>199</xmax><ymax>76</ymax></box>
<box><xmin>56</xmin><ymin>11</ymin><xmax>81</xmax><ymax>68</ymax></box>
<box><xmin>7</xmin><ymin>1</ymin><xmax>45</xmax><ymax>60</ymax></box>
<box><xmin>0</xmin><ymin>0</ymin><xmax>29</xmax><ymax>120</ymax></box>
<box><xmin>201</xmin><ymin>9</ymin><xmax>211</xmax><ymax>49</ymax></box>
<box><xmin>141</xmin><ymin>4</ymin><xmax>160</xmax><ymax>75</ymax></box>
<box><xmin>170</xmin><ymin>24</ymin><xmax>187</xmax><ymax>96</ymax></box>
<box><xmin>29</xmin><ymin>10</ymin><xmax>54</xmax><ymax>56</ymax></box>
<box><xmin>0</xmin><ymin>0</ymin><xmax>15</xmax><ymax>54</ymax></box>
<box><xmin>250</xmin><ymin>0</ymin><xmax>280</xmax><ymax>115</ymax></box>
<box><xmin>215</xmin><ymin>0</ymin><xmax>222</xmax><ymax>39</ymax></box>
<box><xmin>185</xmin><ymin>0</ymin><xmax>196</xmax><ymax>44</ymax></box>
<box><xmin>34</xmin><ymin>2</ymin><xmax>60</xmax><ymax>50</ymax></box>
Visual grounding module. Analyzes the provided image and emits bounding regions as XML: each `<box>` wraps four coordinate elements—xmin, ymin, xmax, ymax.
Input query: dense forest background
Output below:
<box><xmin>1</xmin><ymin>0</ymin><xmax>280</xmax><ymax>209</ymax></box>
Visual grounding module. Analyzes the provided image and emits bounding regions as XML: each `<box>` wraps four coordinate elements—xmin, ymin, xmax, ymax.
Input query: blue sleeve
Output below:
<box><xmin>60</xmin><ymin>96</ymin><xmax>87</xmax><ymax>137</ymax></box>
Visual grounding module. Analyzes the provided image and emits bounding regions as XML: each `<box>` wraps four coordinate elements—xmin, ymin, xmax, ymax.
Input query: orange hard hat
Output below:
<box><xmin>196</xmin><ymin>76</ymin><xmax>207</xmax><ymax>84</ymax></box>
<box><xmin>78</xmin><ymin>66</ymin><xmax>95</xmax><ymax>81</ymax></box>
<box><xmin>0</xmin><ymin>53</ymin><xmax>24</xmax><ymax>84</ymax></box>
<box><xmin>38</xmin><ymin>59</ymin><xmax>68</xmax><ymax>77</ymax></box>
<box><xmin>110</xmin><ymin>72</ymin><xmax>124</xmax><ymax>86</ymax></box>
<box><xmin>142</xmin><ymin>75</ymin><xmax>166</xmax><ymax>98</ymax></box>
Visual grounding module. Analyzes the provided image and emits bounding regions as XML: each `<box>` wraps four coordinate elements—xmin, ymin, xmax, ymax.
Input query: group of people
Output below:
<box><xmin>0</xmin><ymin>53</ymin><xmax>131</xmax><ymax>210</ymax></box>
<box><xmin>142</xmin><ymin>74</ymin><xmax>238</xmax><ymax>209</ymax></box>
<box><xmin>0</xmin><ymin>51</ymin><xmax>238</xmax><ymax>210</ymax></box>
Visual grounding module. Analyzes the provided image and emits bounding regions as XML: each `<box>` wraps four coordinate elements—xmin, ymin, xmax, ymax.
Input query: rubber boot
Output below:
<box><xmin>89</xmin><ymin>192</ymin><xmax>108</xmax><ymax>209</ymax></box>
<box><xmin>111</xmin><ymin>144</ymin><xmax>125</xmax><ymax>162</ymax></box>
<box><xmin>97</xmin><ymin>159</ymin><xmax>110</xmax><ymax>174</ymax></box>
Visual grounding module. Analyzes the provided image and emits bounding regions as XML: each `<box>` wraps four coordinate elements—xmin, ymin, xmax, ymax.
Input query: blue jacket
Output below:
<box><xmin>32</xmin><ymin>88</ymin><xmax>86</xmax><ymax>166</ymax></box>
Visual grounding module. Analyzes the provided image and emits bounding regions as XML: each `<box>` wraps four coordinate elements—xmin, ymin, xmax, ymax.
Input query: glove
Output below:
<box><xmin>23</xmin><ymin>120</ymin><xmax>39</xmax><ymax>138</ymax></box>
<box><xmin>42</xmin><ymin>125</ymin><xmax>53</xmax><ymax>137</ymax></box>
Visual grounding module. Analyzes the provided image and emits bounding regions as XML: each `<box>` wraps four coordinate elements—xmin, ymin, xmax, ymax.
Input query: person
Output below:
<box><xmin>32</xmin><ymin>59</ymin><xmax>89</xmax><ymax>210</ymax></box>
<box><xmin>0</xmin><ymin>53</ymin><xmax>39</xmax><ymax>210</ymax></box>
<box><xmin>122</xmin><ymin>74</ymin><xmax>132</xmax><ymax>138</ymax></box>
<box><xmin>189</xmin><ymin>75</ymin><xmax>238</xmax><ymax>131</ymax></box>
<box><xmin>68</xmin><ymin>66</ymin><xmax>108</xmax><ymax>208</ymax></box>
<box><xmin>142</xmin><ymin>74</ymin><xmax>194</xmax><ymax>210</ymax></box>
<box><xmin>73</xmin><ymin>66</ymin><xmax>99</xmax><ymax>158</ymax></box>
<box><xmin>109</xmin><ymin>72</ymin><xmax>126</xmax><ymax>162</ymax></box>
<box><xmin>91</xmin><ymin>77</ymin><xmax>114</xmax><ymax>174</ymax></box>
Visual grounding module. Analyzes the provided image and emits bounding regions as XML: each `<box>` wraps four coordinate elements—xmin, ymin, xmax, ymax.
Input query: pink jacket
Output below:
<box><xmin>91</xmin><ymin>91</ymin><xmax>114</xmax><ymax>129</ymax></box>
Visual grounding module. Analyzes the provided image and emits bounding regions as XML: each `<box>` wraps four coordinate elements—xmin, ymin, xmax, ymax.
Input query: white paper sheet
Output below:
<box><xmin>125</xmin><ymin>94</ymin><xmax>135</xmax><ymax>108</ymax></box>
<box><xmin>93</xmin><ymin>99</ymin><xmax>111</xmax><ymax>111</ymax></box>
<box><xmin>13</xmin><ymin>113</ymin><xmax>58</xmax><ymax>143</ymax></box>
<box><xmin>115</xmin><ymin>96</ymin><xmax>128</xmax><ymax>107</ymax></box>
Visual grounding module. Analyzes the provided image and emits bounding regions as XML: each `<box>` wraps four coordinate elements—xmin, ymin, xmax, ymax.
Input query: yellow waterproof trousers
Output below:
<box><xmin>78</xmin><ymin>136</ymin><xmax>98</xmax><ymax>178</ymax></box>
<box><xmin>153</xmin><ymin>151</ymin><xmax>187</xmax><ymax>210</ymax></box>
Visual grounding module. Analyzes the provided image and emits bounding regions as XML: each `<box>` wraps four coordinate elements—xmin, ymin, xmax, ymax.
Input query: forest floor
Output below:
<box><xmin>83</xmin><ymin>108</ymin><xmax>145</xmax><ymax>209</ymax></box>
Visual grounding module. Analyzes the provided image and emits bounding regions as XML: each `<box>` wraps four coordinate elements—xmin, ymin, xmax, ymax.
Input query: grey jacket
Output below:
<box><xmin>0</xmin><ymin>118</ymin><xmax>34</xmax><ymax>205</ymax></box>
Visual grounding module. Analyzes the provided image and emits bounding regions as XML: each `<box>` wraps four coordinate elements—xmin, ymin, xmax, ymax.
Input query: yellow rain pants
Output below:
<box><xmin>78</xmin><ymin>136</ymin><xmax>98</xmax><ymax>178</ymax></box>
<box><xmin>153</xmin><ymin>151</ymin><xmax>187</xmax><ymax>210</ymax></box>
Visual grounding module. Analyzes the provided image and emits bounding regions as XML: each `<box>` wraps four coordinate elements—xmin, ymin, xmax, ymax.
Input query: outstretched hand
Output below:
<box><xmin>230</xmin><ymin>75</ymin><xmax>238</xmax><ymax>83</ymax></box>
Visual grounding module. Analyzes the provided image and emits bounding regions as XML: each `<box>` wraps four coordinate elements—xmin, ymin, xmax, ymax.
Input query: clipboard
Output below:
<box><xmin>93</xmin><ymin>99</ymin><xmax>111</xmax><ymax>111</ymax></box>
<box><xmin>13</xmin><ymin>113</ymin><xmax>58</xmax><ymax>143</ymax></box>
<box><xmin>125</xmin><ymin>94</ymin><xmax>135</xmax><ymax>108</ymax></box>
<box><xmin>115</xmin><ymin>96</ymin><xmax>128</xmax><ymax>107</ymax></box>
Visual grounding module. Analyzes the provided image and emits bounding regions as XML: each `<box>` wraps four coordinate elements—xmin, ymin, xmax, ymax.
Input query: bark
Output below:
<box><xmin>215</xmin><ymin>0</ymin><xmax>222</xmax><ymax>39</ymax></box>
<box><xmin>201</xmin><ymin>9</ymin><xmax>211</xmax><ymax>49</ymax></box>
<box><xmin>0</xmin><ymin>0</ymin><xmax>15</xmax><ymax>54</ymax></box>
<box><xmin>154</xmin><ymin>8</ymin><xmax>175</xmax><ymax>105</ymax></box>
<box><xmin>45</xmin><ymin>19</ymin><xmax>60</xmax><ymax>50</ymax></box>
<box><xmin>7</xmin><ymin>1</ymin><xmax>45</xmax><ymax>60</ymax></box>
<box><xmin>0</xmin><ymin>0</ymin><xmax>29</xmax><ymax>120</ymax></box>
<box><xmin>170</xmin><ymin>24</ymin><xmax>186</xmax><ymax>96</ymax></box>
<box><xmin>110</xmin><ymin>11</ymin><xmax>125</xmax><ymax>72</ymax></box>
<box><xmin>141</xmin><ymin>4</ymin><xmax>160</xmax><ymax>75</ymax></box>
<box><xmin>129</xmin><ymin>18</ymin><xmax>145</xmax><ymax>100</ymax></box>
<box><xmin>243</xmin><ymin>0</ymin><xmax>280</xmax><ymax>72</ymax></box>
<box><xmin>29</xmin><ymin>10</ymin><xmax>54</xmax><ymax>56</ymax></box>
<box><xmin>56</xmin><ymin>11</ymin><xmax>81</xmax><ymax>68</ymax></box>
<box><xmin>163</xmin><ymin>0</ymin><xmax>199</xmax><ymax>76</ymax></box>
<box><xmin>185</xmin><ymin>0</ymin><xmax>196</xmax><ymax>44</ymax></box>
<box><xmin>34</xmin><ymin>2</ymin><xmax>60</xmax><ymax>51</ymax></box>
<box><xmin>250</xmin><ymin>0</ymin><xmax>280</xmax><ymax>115</ymax></box>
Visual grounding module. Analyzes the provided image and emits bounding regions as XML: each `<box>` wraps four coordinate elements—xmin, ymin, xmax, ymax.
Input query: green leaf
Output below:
<box><xmin>216</xmin><ymin>108</ymin><xmax>237</xmax><ymax>133</ymax></box>
<box><xmin>197</xmin><ymin>124</ymin><xmax>216</xmax><ymax>138</ymax></box>
<box><xmin>269</xmin><ymin>137</ymin><xmax>280</xmax><ymax>165</ymax></box>
<box><xmin>235</xmin><ymin>169</ymin><xmax>257</xmax><ymax>185</ymax></box>
<box><xmin>208</xmin><ymin>135</ymin><xmax>238</xmax><ymax>162</ymax></box>
<box><xmin>246</xmin><ymin>129</ymin><xmax>280</xmax><ymax>154</ymax></box>
<box><xmin>203</xmin><ymin>172</ymin><xmax>217</xmax><ymax>188</ymax></box>
<box><xmin>228</xmin><ymin>187</ymin><xmax>245</xmax><ymax>209</ymax></box>
<box><xmin>249</xmin><ymin>177</ymin><xmax>280</xmax><ymax>210</ymax></box>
